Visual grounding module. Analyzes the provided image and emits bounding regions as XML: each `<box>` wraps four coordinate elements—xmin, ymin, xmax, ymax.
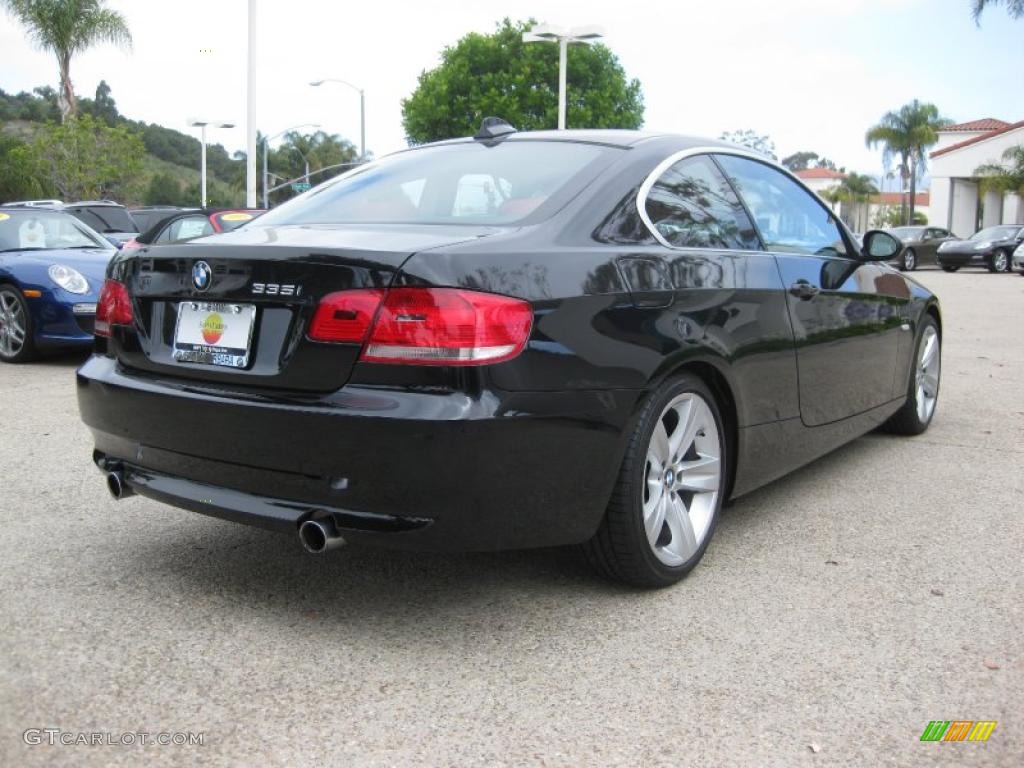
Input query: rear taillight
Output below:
<box><xmin>307</xmin><ymin>287</ymin><xmax>533</xmax><ymax>365</ymax></box>
<box><xmin>94</xmin><ymin>279</ymin><xmax>133</xmax><ymax>337</ymax></box>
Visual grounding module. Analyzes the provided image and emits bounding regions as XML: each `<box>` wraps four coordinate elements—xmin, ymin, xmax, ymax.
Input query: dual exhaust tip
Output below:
<box><xmin>105</xmin><ymin>470</ymin><xmax>345</xmax><ymax>554</ymax></box>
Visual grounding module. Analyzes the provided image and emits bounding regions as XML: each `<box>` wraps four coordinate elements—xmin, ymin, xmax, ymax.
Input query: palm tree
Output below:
<box><xmin>2</xmin><ymin>0</ymin><xmax>131</xmax><ymax>122</ymax></box>
<box><xmin>972</xmin><ymin>0</ymin><xmax>1024</xmax><ymax>22</ymax></box>
<box><xmin>823</xmin><ymin>173</ymin><xmax>879</xmax><ymax>232</ymax></box>
<box><xmin>976</xmin><ymin>145</ymin><xmax>1024</xmax><ymax>197</ymax></box>
<box><xmin>866</xmin><ymin>100</ymin><xmax>951</xmax><ymax>226</ymax></box>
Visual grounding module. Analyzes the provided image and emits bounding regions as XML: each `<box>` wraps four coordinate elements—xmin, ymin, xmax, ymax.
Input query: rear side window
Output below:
<box><xmin>67</xmin><ymin>206</ymin><xmax>137</xmax><ymax>233</ymax></box>
<box><xmin>643</xmin><ymin>155</ymin><xmax>759</xmax><ymax>250</ymax></box>
<box><xmin>252</xmin><ymin>141</ymin><xmax>613</xmax><ymax>227</ymax></box>
<box><xmin>715</xmin><ymin>154</ymin><xmax>849</xmax><ymax>257</ymax></box>
<box><xmin>167</xmin><ymin>216</ymin><xmax>213</xmax><ymax>241</ymax></box>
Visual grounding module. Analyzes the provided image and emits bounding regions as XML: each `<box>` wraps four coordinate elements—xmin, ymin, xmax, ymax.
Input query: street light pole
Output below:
<box><xmin>261</xmin><ymin>123</ymin><xmax>320</xmax><ymax>208</ymax></box>
<box><xmin>246</xmin><ymin>0</ymin><xmax>257</xmax><ymax>207</ymax></box>
<box><xmin>522</xmin><ymin>24</ymin><xmax>605</xmax><ymax>130</ymax></box>
<box><xmin>310</xmin><ymin>79</ymin><xmax>365</xmax><ymax>160</ymax></box>
<box><xmin>187</xmin><ymin>118</ymin><xmax>235</xmax><ymax>207</ymax></box>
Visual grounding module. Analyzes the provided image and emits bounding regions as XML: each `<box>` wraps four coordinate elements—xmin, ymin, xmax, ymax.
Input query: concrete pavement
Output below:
<box><xmin>1</xmin><ymin>268</ymin><xmax>1021</xmax><ymax>767</ymax></box>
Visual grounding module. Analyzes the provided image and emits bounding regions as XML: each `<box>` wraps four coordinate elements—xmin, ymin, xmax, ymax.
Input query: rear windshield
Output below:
<box><xmin>67</xmin><ymin>205</ymin><xmax>137</xmax><ymax>233</ymax></box>
<box><xmin>253</xmin><ymin>141</ymin><xmax>612</xmax><ymax>227</ymax></box>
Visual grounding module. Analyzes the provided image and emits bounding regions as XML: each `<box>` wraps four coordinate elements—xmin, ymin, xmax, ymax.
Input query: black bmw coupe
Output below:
<box><xmin>77</xmin><ymin>121</ymin><xmax>942</xmax><ymax>587</ymax></box>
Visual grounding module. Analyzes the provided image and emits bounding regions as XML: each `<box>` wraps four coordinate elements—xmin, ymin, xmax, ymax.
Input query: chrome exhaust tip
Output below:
<box><xmin>106</xmin><ymin>471</ymin><xmax>135</xmax><ymax>500</ymax></box>
<box><xmin>299</xmin><ymin>518</ymin><xmax>346</xmax><ymax>554</ymax></box>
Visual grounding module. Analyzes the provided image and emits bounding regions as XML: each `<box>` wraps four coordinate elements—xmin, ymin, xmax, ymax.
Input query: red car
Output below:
<box><xmin>122</xmin><ymin>209</ymin><xmax>263</xmax><ymax>251</ymax></box>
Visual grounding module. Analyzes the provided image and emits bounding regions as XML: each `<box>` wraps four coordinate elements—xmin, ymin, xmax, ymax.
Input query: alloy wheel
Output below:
<box><xmin>903</xmin><ymin>249</ymin><xmax>916</xmax><ymax>271</ymax></box>
<box><xmin>994</xmin><ymin>251</ymin><xmax>1008</xmax><ymax>272</ymax></box>
<box><xmin>915</xmin><ymin>326</ymin><xmax>940</xmax><ymax>424</ymax></box>
<box><xmin>643</xmin><ymin>392</ymin><xmax>722</xmax><ymax>567</ymax></box>
<box><xmin>0</xmin><ymin>289</ymin><xmax>27</xmax><ymax>359</ymax></box>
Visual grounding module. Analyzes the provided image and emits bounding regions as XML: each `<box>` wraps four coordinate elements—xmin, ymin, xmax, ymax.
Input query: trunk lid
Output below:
<box><xmin>110</xmin><ymin>223</ymin><xmax>498</xmax><ymax>392</ymax></box>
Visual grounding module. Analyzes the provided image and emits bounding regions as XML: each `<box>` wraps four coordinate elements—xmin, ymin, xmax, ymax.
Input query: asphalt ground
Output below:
<box><xmin>1</xmin><ymin>267</ymin><xmax>1021</xmax><ymax>767</ymax></box>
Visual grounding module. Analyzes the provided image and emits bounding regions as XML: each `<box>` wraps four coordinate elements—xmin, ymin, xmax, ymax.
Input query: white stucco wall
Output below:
<box><xmin>1002</xmin><ymin>193</ymin><xmax>1023</xmax><ymax>224</ymax></box>
<box><xmin>951</xmin><ymin>180</ymin><xmax>979</xmax><ymax>238</ymax></box>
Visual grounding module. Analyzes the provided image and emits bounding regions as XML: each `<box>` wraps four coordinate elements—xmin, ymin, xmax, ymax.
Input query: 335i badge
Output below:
<box><xmin>77</xmin><ymin>120</ymin><xmax>942</xmax><ymax>587</ymax></box>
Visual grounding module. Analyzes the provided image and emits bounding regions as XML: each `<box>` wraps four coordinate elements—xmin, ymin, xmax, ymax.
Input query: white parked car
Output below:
<box><xmin>1013</xmin><ymin>241</ymin><xmax>1024</xmax><ymax>274</ymax></box>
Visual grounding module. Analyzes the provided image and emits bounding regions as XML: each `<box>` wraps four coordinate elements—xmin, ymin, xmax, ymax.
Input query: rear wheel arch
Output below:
<box><xmin>661</xmin><ymin>360</ymin><xmax>739</xmax><ymax>501</ymax></box>
<box><xmin>925</xmin><ymin>303</ymin><xmax>941</xmax><ymax>337</ymax></box>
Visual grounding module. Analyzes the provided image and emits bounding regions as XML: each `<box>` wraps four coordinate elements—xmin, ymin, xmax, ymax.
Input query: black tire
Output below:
<box><xmin>991</xmin><ymin>249</ymin><xmax>1011</xmax><ymax>273</ymax></box>
<box><xmin>900</xmin><ymin>248</ymin><xmax>916</xmax><ymax>271</ymax></box>
<box><xmin>0</xmin><ymin>285</ymin><xmax>37</xmax><ymax>363</ymax></box>
<box><xmin>940</xmin><ymin>264</ymin><xmax>960</xmax><ymax>273</ymax></box>
<box><xmin>582</xmin><ymin>374</ymin><xmax>728</xmax><ymax>588</ymax></box>
<box><xmin>881</xmin><ymin>316</ymin><xmax>940</xmax><ymax>436</ymax></box>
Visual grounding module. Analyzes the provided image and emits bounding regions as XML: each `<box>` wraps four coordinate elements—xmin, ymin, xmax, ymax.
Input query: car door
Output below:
<box><xmin>715</xmin><ymin>153</ymin><xmax>908</xmax><ymax>427</ymax></box>
<box><xmin>637</xmin><ymin>152</ymin><xmax>799</xmax><ymax>427</ymax></box>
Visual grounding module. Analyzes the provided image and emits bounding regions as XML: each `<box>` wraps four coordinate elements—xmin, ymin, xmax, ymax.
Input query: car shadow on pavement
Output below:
<box><xmin>29</xmin><ymin>348</ymin><xmax>91</xmax><ymax>367</ymax></box>
<box><xmin>112</xmin><ymin>429</ymin><xmax>890</xmax><ymax>635</ymax></box>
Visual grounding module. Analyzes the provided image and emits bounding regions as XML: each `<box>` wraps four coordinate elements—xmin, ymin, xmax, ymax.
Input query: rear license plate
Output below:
<box><xmin>173</xmin><ymin>302</ymin><xmax>256</xmax><ymax>368</ymax></box>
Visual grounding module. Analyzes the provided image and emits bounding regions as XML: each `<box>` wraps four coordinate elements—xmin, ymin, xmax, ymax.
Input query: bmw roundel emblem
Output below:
<box><xmin>192</xmin><ymin>261</ymin><xmax>212</xmax><ymax>292</ymax></box>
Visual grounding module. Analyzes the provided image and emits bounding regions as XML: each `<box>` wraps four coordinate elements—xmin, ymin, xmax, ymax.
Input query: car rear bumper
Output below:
<box><xmin>77</xmin><ymin>355</ymin><xmax>639</xmax><ymax>551</ymax></box>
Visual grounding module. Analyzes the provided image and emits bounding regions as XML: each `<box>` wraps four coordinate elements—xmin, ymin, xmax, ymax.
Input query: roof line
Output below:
<box><xmin>931</xmin><ymin>120</ymin><xmax>1024</xmax><ymax>159</ymax></box>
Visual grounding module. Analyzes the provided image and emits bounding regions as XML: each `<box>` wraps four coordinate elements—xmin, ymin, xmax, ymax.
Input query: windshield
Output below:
<box><xmin>253</xmin><ymin>141</ymin><xmax>613</xmax><ymax>227</ymax></box>
<box><xmin>67</xmin><ymin>205</ymin><xmax>137</xmax><ymax>233</ymax></box>
<box><xmin>891</xmin><ymin>227</ymin><xmax>923</xmax><ymax>239</ymax></box>
<box><xmin>971</xmin><ymin>226</ymin><xmax>1020</xmax><ymax>240</ymax></box>
<box><xmin>0</xmin><ymin>210</ymin><xmax>108</xmax><ymax>251</ymax></box>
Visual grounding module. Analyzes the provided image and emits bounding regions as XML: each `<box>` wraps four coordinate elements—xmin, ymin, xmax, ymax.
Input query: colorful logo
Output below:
<box><xmin>192</xmin><ymin>261</ymin><xmax>212</xmax><ymax>291</ymax></box>
<box><xmin>920</xmin><ymin>721</ymin><xmax>997</xmax><ymax>742</ymax></box>
<box><xmin>200</xmin><ymin>313</ymin><xmax>225</xmax><ymax>344</ymax></box>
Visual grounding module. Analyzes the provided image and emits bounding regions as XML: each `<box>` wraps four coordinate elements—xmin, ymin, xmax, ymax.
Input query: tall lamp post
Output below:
<box><xmin>310</xmin><ymin>79</ymin><xmax>365</xmax><ymax>160</ymax></box>
<box><xmin>186</xmin><ymin>118</ymin><xmax>235</xmax><ymax>207</ymax></box>
<box><xmin>522</xmin><ymin>24</ymin><xmax>604</xmax><ymax>130</ymax></box>
<box><xmin>261</xmin><ymin>123</ymin><xmax>320</xmax><ymax>208</ymax></box>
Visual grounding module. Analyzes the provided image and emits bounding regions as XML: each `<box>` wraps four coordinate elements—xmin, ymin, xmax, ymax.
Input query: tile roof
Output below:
<box><xmin>874</xmin><ymin>192</ymin><xmax>930</xmax><ymax>206</ymax></box>
<box><xmin>794</xmin><ymin>168</ymin><xmax>847</xmax><ymax>179</ymax></box>
<box><xmin>931</xmin><ymin>120</ymin><xmax>1024</xmax><ymax>158</ymax></box>
<box><xmin>940</xmin><ymin>118</ymin><xmax>1011</xmax><ymax>133</ymax></box>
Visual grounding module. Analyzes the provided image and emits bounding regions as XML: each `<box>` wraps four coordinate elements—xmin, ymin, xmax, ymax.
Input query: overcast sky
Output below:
<box><xmin>2</xmin><ymin>0</ymin><xmax>1023</xmax><ymax>183</ymax></box>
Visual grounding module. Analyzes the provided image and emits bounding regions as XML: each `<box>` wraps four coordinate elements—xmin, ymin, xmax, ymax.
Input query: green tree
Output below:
<box><xmin>25</xmin><ymin>114</ymin><xmax>143</xmax><ymax>199</ymax></box>
<box><xmin>0</xmin><ymin>132</ymin><xmax>45</xmax><ymax>201</ymax></box>
<box><xmin>972</xmin><ymin>0</ymin><xmax>1024</xmax><ymax>22</ymax></box>
<box><xmin>401</xmin><ymin>18</ymin><xmax>644</xmax><ymax>143</ymax></box>
<box><xmin>781</xmin><ymin>151</ymin><xmax>838</xmax><ymax>172</ymax></box>
<box><xmin>1</xmin><ymin>0</ymin><xmax>131</xmax><ymax>122</ymax></box>
<box><xmin>719</xmin><ymin>130</ymin><xmax>777</xmax><ymax>160</ymax></box>
<box><xmin>143</xmin><ymin>172</ymin><xmax>188</xmax><ymax>206</ymax></box>
<box><xmin>865</xmin><ymin>100</ymin><xmax>950</xmax><ymax>225</ymax></box>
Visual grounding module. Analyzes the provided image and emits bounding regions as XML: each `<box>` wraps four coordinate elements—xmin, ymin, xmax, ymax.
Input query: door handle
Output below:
<box><xmin>789</xmin><ymin>280</ymin><xmax>820</xmax><ymax>300</ymax></box>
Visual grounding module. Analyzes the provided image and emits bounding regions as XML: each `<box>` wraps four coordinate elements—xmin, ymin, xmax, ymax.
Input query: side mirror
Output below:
<box><xmin>861</xmin><ymin>230</ymin><xmax>901</xmax><ymax>261</ymax></box>
<box><xmin>104</xmin><ymin>235</ymin><xmax>123</xmax><ymax>249</ymax></box>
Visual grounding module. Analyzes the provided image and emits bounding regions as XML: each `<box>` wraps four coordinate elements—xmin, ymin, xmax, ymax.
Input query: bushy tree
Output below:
<box><xmin>719</xmin><ymin>129</ymin><xmax>777</xmax><ymax>160</ymax></box>
<box><xmin>402</xmin><ymin>18</ymin><xmax>644</xmax><ymax>143</ymax></box>
<box><xmin>25</xmin><ymin>114</ymin><xmax>144</xmax><ymax>199</ymax></box>
<box><xmin>0</xmin><ymin>132</ymin><xmax>45</xmax><ymax>201</ymax></box>
<box><xmin>781</xmin><ymin>151</ymin><xmax>838</xmax><ymax>172</ymax></box>
<box><xmin>143</xmin><ymin>172</ymin><xmax>189</xmax><ymax>206</ymax></box>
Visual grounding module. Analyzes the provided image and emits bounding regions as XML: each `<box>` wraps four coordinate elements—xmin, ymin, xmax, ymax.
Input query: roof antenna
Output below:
<box><xmin>474</xmin><ymin>117</ymin><xmax>517</xmax><ymax>141</ymax></box>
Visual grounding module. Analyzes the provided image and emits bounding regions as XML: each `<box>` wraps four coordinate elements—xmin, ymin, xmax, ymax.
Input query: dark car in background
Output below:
<box><xmin>0</xmin><ymin>206</ymin><xmax>115</xmax><ymax>362</ymax></box>
<box><xmin>77</xmin><ymin>126</ymin><xmax>941</xmax><ymax>588</ymax></box>
<box><xmin>128</xmin><ymin>206</ymin><xmax>197</xmax><ymax>234</ymax></box>
<box><xmin>937</xmin><ymin>225</ymin><xmax>1024</xmax><ymax>272</ymax></box>
<box><xmin>64</xmin><ymin>201</ymin><xmax>139</xmax><ymax>245</ymax></box>
<box><xmin>885</xmin><ymin>225</ymin><xmax>957</xmax><ymax>271</ymax></box>
<box><xmin>122</xmin><ymin>208</ymin><xmax>263</xmax><ymax>251</ymax></box>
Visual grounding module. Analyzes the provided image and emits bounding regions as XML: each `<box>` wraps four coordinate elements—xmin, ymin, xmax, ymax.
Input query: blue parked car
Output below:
<box><xmin>0</xmin><ymin>206</ymin><xmax>115</xmax><ymax>362</ymax></box>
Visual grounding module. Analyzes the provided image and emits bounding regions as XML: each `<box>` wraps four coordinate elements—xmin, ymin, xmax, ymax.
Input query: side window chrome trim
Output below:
<box><xmin>636</xmin><ymin>146</ymin><xmax>849</xmax><ymax>254</ymax></box>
